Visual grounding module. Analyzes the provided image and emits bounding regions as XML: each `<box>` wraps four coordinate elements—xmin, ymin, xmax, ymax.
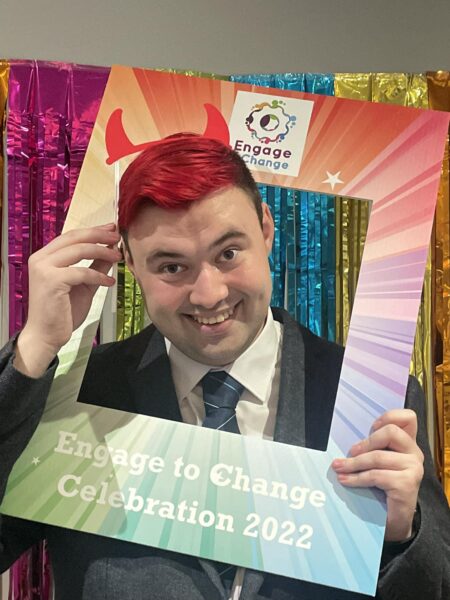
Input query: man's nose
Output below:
<box><xmin>189</xmin><ymin>266</ymin><xmax>228</xmax><ymax>308</ymax></box>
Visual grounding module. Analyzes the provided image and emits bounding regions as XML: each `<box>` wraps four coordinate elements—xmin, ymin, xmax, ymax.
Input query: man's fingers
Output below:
<box><xmin>34</xmin><ymin>225</ymin><xmax>120</xmax><ymax>257</ymax></box>
<box><xmin>330</xmin><ymin>410</ymin><xmax>424</xmax><ymax>543</ymax></box>
<box><xmin>351</xmin><ymin>423</ymin><xmax>422</xmax><ymax>457</ymax></box>
<box><xmin>90</xmin><ymin>257</ymin><xmax>116</xmax><ymax>276</ymax></box>
<box><xmin>60</xmin><ymin>266</ymin><xmax>116</xmax><ymax>288</ymax></box>
<box><xmin>332</xmin><ymin>450</ymin><xmax>418</xmax><ymax>474</ymax></box>
<box><xmin>335</xmin><ymin>468</ymin><xmax>422</xmax><ymax>494</ymax></box>
<box><xmin>45</xmin><ymin>243</ymin><xmax>122</xmax><ymax>269</ymax></box>
<box><xmin>372</xmin><ymin>408</ymin><xmax>418</xmax><ymax>439</ymax></box>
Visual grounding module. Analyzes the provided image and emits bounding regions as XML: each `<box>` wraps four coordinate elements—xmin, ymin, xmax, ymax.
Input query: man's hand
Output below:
<box><xmin>14</xmin><ymin>224</ymin><xmax>122</xmax><ymax>378</ymax></box>
<box><xmin>331</xmin><ymin>409</ymin><xmax>424</xmax><ymax>542</ymax></box>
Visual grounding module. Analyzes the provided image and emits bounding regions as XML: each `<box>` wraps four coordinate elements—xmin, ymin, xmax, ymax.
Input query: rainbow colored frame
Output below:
<box><xmin>1</xmin><ymin>67</ymin><xmax>448</xmax><ymax>595</ymax></box>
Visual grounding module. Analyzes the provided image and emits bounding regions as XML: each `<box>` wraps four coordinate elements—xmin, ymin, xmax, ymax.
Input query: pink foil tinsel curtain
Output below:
<box><xmin>6</xmin><ymin>59</ymin><xmax>109</xmax><ymax>600</ymax></box>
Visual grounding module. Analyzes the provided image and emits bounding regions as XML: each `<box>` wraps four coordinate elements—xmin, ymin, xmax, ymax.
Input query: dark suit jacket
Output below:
<box><xmin>0</xmin><ymin>308</ymin><xmax>449</xmax><ymax>599</ymax></box>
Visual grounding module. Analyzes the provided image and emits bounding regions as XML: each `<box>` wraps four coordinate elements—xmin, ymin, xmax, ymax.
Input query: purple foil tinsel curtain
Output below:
<box><xmin>7</xmin><ymin>60</ymin><xmax>109</xmax><ymax>336</ymax></box>
<box><xmin>6</xmin><ymin>59</ymin><xmax>109</xmax><ymax>600</ymax></box>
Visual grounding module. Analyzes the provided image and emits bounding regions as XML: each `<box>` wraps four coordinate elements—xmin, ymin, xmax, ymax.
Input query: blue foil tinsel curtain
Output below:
<box><xmin>231</xmin><ymin>73</ymin><xmax>336</xmax><ymax>341</ymax></box>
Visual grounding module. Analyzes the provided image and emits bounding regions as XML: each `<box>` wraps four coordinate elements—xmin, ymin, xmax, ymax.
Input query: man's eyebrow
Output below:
<box><xmin>209</xmin><ymin>230</ymin><xmax>247</xmax><ymax>250</ymax></box>
<box><xmin>146</xmin><ymin>231</ymin><xmax>248</xmax><ymax>264</ymax></box>
<box><xmin>146</xmin><ymin>250</ymin><xmax>186</xmax><ymax>264</ymax></box>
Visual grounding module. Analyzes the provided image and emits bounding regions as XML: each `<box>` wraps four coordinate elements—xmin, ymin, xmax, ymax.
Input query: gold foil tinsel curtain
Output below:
<box><xmin>427</xmin><ymin>71</ymin><xmax>450</xmax><ymax>499</ymax></box>
<box><xmin>116</xmin><ymin>265</ymin><xmax>146</xmax><ymax>340</ymax></box>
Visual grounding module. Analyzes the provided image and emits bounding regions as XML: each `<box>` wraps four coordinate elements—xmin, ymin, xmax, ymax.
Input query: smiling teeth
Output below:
<box><xmin>192</xmin><ymin>308</ymin><xmax>234</xmax><ymax>325</ymax></box>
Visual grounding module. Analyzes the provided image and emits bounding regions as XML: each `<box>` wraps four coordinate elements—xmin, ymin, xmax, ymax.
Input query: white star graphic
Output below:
<box><xmin>32</xmin><ymin>457</ymin><xmax>40</xmax><ymax>466</ymax></box>
<box><xmin>322</xmin><ymin>171</ymin><xmax>343</xmax><ymax>191</ymax></box>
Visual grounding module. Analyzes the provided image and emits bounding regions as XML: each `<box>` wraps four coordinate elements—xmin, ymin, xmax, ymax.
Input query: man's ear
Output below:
<box><xmin>261</xmin><ymin>203</ymin><xmax>275</xmax><ymax>255</ymax></box>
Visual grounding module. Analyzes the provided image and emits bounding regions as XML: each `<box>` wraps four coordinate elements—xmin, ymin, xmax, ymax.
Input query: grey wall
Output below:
<box><xmin>0</xmin><ymin>0</ymin><xmax>449</xmax><ymax>74</ymax></box>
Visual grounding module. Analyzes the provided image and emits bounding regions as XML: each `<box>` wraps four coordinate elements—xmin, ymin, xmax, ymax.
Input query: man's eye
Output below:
<box><xmin>221</xmin><ymin>248</ymin><xmax>238</xmax><ymax>261</ymax></box>
<box><xmin>162</xmin><ymin>264</ymin><xmax>183</xmax><ymax>274</ymax></box>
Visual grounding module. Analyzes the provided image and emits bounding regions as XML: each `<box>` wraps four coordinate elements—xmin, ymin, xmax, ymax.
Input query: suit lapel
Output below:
<box><xmin>272</xmin><ymin>307</ymin><xmax>306</xmax><ymax>447</ymax></box>
<box><xmin>239</xmin><ymin>569</ymin><xmax>265</xmax><ymax>600</ymax></box>
<box><xmin>198</xmin><ymin>559</ymin><xmax>228</xmax><ymax>600</ymax></box>
<box><xmin>127</xmin><ymin>326</ymin><xmax>183</xmax><ymax>422</ymax></box>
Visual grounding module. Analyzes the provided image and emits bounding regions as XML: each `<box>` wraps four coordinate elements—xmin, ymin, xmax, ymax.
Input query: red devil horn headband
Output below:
<box><xmin>105</xmin><ymin>103</ymin><xmax>230</xmax><ymax>165</ymax></box>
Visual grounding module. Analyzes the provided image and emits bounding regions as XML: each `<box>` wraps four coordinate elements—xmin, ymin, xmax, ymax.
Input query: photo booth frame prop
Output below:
<box><xmin>1</xmin><ymin>67</ymin><xmax>448</xmax><ymax>596</ymax></box>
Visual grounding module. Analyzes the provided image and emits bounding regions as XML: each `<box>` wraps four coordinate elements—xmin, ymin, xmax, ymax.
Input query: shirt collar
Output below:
<box><xmin>165</xmin><ymin>309</ymin><xmax>280</xmax><ymax>404</ymax></box>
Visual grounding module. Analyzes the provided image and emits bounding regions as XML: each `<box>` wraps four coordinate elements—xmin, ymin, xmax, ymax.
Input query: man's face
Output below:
<box><xmin>125</xmin><ymin>186</ymin><xmax>274</xmax><ymax>366</ymax></box>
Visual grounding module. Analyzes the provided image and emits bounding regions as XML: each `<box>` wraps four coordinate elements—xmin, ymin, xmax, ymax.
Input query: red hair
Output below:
<box><xmin>118</xmin><ymin>134</ymin><xmax>262</xmax><ymax>231</ymax></box>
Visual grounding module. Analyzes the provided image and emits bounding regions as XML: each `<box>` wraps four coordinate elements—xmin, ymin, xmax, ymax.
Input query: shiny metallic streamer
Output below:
<box><xmin>334</xmin><ymin>74</ymin><xmax>371</xmax><ymax>345</ymax></box>
<box><xmin>264</xmin><ymin>183</ymin><xmax>283</xmax><ymax>306</ymax></box>
<box><xmin>231</xmin><ymin>73</ymin><xmax>335</xmax><ymax>339</ymax></box>
<box><xmin>295</xmin><ymin>189</ymin><xmax>336</xmax><ymax>339</ymax></box>
<box><xmin>427</xmin><ymin>71</ymin><xmax>450</xmax><ymax>500</ymax></box>
<box><xmin>334</xmin><ymin>195</ymin><xmax>371</xmax><ymax>344</ymax></box>
<box><xmin>0</xmin><ymin>60</ymin><xmax>8</xmax><ymax>299</ymax></box>
<box><xmin>0</xmin><ymin>61</ymin><xmax>8</xmax><ymax>599</ymax></box>
<box><xmin>116</xmin><ymin>263</ymin><xmax>146</xmax><ymax>340</ymax></box>
<box><xmin>7</xmin><ymin>60</ymin><xmax>109</xmax><ymax>335</ymax></box>
<box><xmin>324</xmin><ymin>194</ymin><xmax>336</xmax><ymax>341</ymax></box>
<box><xmin>309</xmin><ymin>192</ymin><xmax>319</xmax><ymax>334</ymax></box>
<box><xmin>298</xmin><ymin>191</ymin><xmax>309</xmax><ymax>326</ymax></box>
<box><xmin>334</xmin><ymin>73</ymin><xmax>372</xmax><ymax>101</ymax></box>
<box><xmin>6</xmin><ymin>59</ymin><xmax>108</xmax><ymax>600</ymax></box>
<box><xmin>162</xmin><ymin>68</ymin><xmax>228</xmax><ymax>81</ymax></box>
<box><xmin>372</xmin><ymin>72</ymin><xmax>411</xmax><ymax>105</ymax></box>
<box><xmin>372</xmin><ymin>72</ymin><xmax>429</xmax><ymax>108</ymax></box>
<box><xmin>270</xmin><ymin>184</ymin><xmax>285</xmax><ymax>307</ymax></box>
<box><xmin>285</xmin><ymin>188</ymin><xmax>296</xmax><ymax>317</ymax></box>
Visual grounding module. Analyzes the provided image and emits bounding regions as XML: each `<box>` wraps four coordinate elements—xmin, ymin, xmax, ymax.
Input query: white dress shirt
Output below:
<box><xmin>165</xmin><ymin>309</ymin><xmax>283</xmax><ymax>599</ymax></box>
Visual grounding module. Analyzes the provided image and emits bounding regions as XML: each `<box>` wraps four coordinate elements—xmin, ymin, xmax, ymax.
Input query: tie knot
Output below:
<box><xmin>201</xmin><ymin>372</ymin><xmax>244</xmax><ymax>433</ymax></box>
<box><xmin>201</xmin><ymin>371</ymin><xmax>245</xmax><ymax>410</ymax></box>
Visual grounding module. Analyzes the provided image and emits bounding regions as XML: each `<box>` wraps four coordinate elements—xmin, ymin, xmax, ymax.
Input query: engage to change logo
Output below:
<box><xmin>245</xmin><ymin>99</ymin><xmax>295</xmax><ymax>144</ymax></box>
<box><xmin>229</xmin><ymin>91</ymin><xmax>314</xmax><ymax>177</ymax></box>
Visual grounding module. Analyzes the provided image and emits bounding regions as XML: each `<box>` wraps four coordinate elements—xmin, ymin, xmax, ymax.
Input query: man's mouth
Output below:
<box><xmin>188</xmin><ymin>305</ymin><xmax>236</xmax><ymax>325</ymax></box>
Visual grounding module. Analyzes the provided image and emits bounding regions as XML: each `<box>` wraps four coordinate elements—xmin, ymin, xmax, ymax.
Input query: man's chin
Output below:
<box><xmin>183</xmin><ymin>340</ymin><xmax>245</xmax><ymax>367</ymax></box>
<box><xmin>192</xmin><ymin>334</ymin><xmax>262</xmax><ymax>366</ymax></box>
<box><xmin>191</xmin><ymin>350</ymin><xmax>238</xmax><ymax>367</ymax></box>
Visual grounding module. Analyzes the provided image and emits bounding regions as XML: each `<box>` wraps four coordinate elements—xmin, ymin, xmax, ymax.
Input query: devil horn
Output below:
<box><xmin>105</xmin><ymin>109</ymin><xmax>135</xmax><ymax>165</ymax></box>
<box><xmin>202</xmin><ymin>103</ymin><xmax>230</xmax><ymax>147</ymax></box>
<box><xmin>105</xmin><ymin>104</ymin><xmax>230</xmax><ymax>165</ymax></box>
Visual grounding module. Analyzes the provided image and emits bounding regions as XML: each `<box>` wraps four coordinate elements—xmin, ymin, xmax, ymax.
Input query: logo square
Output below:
<box><xmin>229</xmin><ymin>90</ymin><xmax>314</xmax><ymax>177</ymax></box>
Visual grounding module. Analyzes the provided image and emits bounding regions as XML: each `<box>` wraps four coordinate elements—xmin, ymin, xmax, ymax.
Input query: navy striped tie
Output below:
<box><xmin>201</xmin><ymin>371</ymin><xmax>244</xmax><ymax>591</ymax></box>
<box><xmin>201</xmin><ymin>371</ymin><xmax>244</xmax><ymax>434</ymax></box>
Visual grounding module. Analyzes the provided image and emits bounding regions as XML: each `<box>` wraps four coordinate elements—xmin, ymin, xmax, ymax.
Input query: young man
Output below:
<box><xmin>1</xmin><ymin>135</ymin><xmax>449</xmax><ymax>599</ymax></box>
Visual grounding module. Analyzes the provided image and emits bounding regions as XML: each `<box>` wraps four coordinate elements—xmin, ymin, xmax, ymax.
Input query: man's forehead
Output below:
<box><xmin>129</xmin><ymin>188</ymin><xmax>259</xmax><ymax>237</ymax></box>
